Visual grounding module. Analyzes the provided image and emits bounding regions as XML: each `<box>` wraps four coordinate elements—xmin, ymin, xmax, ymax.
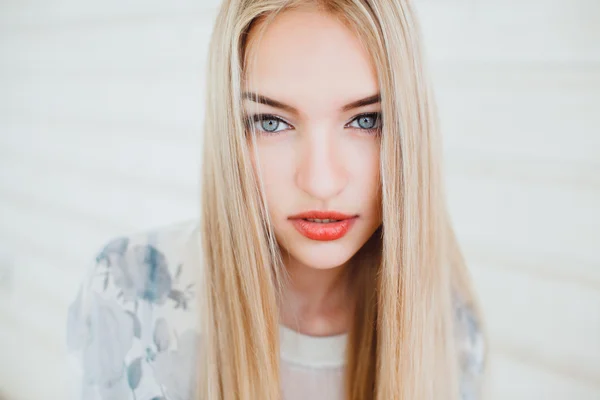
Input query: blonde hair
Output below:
<box><xmin>198</xmin><ymin>0</ymin><xmax>483</xmax><ymax>399</ymax></box>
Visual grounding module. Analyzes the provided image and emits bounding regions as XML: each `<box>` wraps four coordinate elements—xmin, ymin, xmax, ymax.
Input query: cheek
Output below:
<box><xmin>365</xmin><ymin>147</ymin><xmax>382</xmax><ymax>216</ymax></box>
<box><xmin>252</xmin><ymin>142</ymin><xmax>295</xmax><ymax>211</ymax></box>
<box><xmin>347</xmin><ymin>139</ymin><xmax>381</xmax><ymax>197</ymax></box>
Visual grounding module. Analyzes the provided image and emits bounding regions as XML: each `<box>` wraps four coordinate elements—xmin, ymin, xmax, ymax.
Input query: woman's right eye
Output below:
<box><xmin>247</xmin><ymin>114</ymin><xmax>293</xmax><ymax>135</ymax></box>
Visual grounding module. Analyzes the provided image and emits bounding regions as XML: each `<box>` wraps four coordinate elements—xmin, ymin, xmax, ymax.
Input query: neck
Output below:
<box><xmin>279</xmin><ymin>253</ymin><xmax>354</xmax><ymax>336</ymax></box>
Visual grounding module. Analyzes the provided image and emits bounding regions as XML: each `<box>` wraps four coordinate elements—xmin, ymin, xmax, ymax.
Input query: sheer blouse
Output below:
<box><xmin>65</xmin><ymin>219</ymin><xmax>485</xmax><ymax>400</ymax></box>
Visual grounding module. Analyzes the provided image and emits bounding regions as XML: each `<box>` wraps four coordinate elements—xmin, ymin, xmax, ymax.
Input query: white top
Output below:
<box><xmin>65</xmin><ymin>219</ymin><xmax>485</xmax><ymax>400</ymax></box>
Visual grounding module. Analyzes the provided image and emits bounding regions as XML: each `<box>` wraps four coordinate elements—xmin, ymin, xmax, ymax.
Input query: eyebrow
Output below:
<box><xmin>242</xmin><ymin>92</ymin><xmax>381</xmax><ymax>114</ymax></box>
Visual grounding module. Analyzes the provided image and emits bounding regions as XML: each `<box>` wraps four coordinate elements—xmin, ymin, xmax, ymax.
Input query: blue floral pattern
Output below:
<box><xmin>66</xmin><ymin>221</ymin><xmax>200</xmax><ymax>400</ymax></box>
<box><xmin>66</xmin><ymin>219</ymin><xmax>485</xmax><ymax>399</ymax></box>
<box><xmin>455</xmin><ymin>292</ymin><xmax>487</xmax><ymax>400</ymax></box>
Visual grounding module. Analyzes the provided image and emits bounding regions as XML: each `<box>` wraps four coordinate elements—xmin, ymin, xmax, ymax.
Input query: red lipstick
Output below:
<box><xmin>288</xmin><ymin>211</ymin><xmax>358</xmax><ymax>241</ymax></box>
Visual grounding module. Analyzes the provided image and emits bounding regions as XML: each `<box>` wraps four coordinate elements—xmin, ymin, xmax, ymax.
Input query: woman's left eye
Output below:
<box><xmin>347</xmin><ymin>113</ymin><xmax>382</xmax><ymax>133</ymax></box>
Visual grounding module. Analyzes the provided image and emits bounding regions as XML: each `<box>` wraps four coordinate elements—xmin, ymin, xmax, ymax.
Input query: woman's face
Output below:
<box><xmin>244</xmin><ymin>9</ymin><xmax>382</xmax><ymax>270</ymax></box>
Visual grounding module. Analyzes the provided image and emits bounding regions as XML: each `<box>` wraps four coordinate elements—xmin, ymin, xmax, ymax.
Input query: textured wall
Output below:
<box><xmin>0</xmin><ymin>0</ymin><xmax>598</xmax><ymax>399</ymax></box>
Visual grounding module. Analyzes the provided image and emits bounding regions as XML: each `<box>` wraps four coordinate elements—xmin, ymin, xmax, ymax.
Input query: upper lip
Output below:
<box><xmin>288</xmin><ymin>210</ymin><xmax>357</xmax><ymax>220</ymax></box>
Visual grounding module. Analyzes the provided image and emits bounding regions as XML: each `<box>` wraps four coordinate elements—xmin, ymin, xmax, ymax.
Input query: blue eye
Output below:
<box><xmin>247</xmin><ymin>114</ymin><xmax>292</xmax><ymax>135</ymax></box>
<box><xmin>347</xmin><ymin>113</ymin><xmax>382</xmax><ymax>134</ymax></box>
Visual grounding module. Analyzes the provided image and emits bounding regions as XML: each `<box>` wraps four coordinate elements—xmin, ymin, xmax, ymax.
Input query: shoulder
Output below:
<box><xmin>94</xmin><ymin>219</ymin><xmax>200</xmax><ymax>274</ymax></box>
<box><xmin>66</xmin><ymin>219</ymin><xmax>202</xmax><ymax>400</ymax></box>
<box><xmin>94</xmin><ymin>219</ymin><xmax>200</xmax><ymax>295</ymax></box>
<box><xmin>453</xmin><ymin>291</ymin><xmax>487</xmax><ymax>399</ymax></box>
<box><xmin>80</xmin><ymin>219</ymin><xmax>202</xmax><ymax>314</ymax></box>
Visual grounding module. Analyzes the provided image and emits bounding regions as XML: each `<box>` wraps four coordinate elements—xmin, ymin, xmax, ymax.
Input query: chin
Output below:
<box><xmin>280</xmin><ymin>237</ymin><xmax>362</xmax><ymax>270</ymax></box>
<box><xmin>274</xmin><ymin>217</ymin><xmax>382</xmax><ymax>270</ymax></box>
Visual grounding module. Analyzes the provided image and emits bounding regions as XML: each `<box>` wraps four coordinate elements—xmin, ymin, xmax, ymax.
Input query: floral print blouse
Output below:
<box><xmin>65</xmin><ymin>219</ymin><xmax>486</xmax><ymax>400</ymax></box>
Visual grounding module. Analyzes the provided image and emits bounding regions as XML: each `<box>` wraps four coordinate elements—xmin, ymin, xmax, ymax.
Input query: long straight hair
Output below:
<box><xmin>198</xmin><ymin>1</ymin><xmax>483</xmax><ymax>399</ymax></box>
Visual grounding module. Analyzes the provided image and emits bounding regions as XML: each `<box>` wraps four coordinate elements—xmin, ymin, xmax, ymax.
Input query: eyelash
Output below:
<box><xmin>245</xmin><ymin>113</ymin><xmax>382</xmax><ymax>136</ymax></box>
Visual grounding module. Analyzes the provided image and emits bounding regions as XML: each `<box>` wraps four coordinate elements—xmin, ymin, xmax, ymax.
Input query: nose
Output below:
<box><xmin>295</xmin><ymin>128</ymin><xmax>348</xmax><ymax>201</ymax></box>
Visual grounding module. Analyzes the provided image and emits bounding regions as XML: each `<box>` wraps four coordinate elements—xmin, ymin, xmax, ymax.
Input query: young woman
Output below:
<box><xmin>66</xmin><ymin>0</ymin><xmax>486</xmax><ymax>399</ymax></box>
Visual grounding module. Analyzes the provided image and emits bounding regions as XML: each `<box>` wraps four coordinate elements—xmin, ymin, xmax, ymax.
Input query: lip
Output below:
<box><xmin>288</xmin><ymin>210</ymin><xmax>358</xmax><ymax>241</ymax></box>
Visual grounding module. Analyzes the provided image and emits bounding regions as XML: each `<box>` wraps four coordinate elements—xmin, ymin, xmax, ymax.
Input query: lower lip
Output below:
<box><xmin>290</xmin><ymin>218</ymin><xmax>357</xmax><ymax>241</ymax></box>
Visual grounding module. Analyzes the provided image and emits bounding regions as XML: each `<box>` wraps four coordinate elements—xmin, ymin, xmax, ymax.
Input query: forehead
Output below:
<box><xmin>243</xmin><ymin>9</ymin><xmax>379</xmax><ymax>114</ymax></box>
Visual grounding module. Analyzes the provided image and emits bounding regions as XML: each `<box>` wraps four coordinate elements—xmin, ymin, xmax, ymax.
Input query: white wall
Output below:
<box><xmin>0</xmin><ymin>1</ymin><xmax>598</xmax><ymax>399</ymax></box>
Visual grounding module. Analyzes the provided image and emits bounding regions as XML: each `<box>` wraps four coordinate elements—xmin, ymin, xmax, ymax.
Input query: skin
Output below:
<box><xmin>244</xmin><ymin>8</ymin><xmax>382</xmax><ymax>336</ymax></box>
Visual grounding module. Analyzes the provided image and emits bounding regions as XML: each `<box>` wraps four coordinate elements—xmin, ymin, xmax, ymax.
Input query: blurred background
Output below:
<box><xmin>0</xmin><ymin>0</ymin><xmax>598</xmax><ymax>399</ymax></box>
